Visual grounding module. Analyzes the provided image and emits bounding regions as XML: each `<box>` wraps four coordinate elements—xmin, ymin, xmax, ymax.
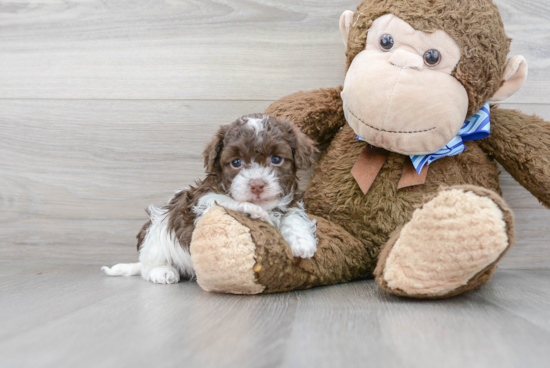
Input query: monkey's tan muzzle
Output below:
<box><xmin>341</xmin><ymin>51</ymin><xmax>469</xmax><ymax>156</ymax></box>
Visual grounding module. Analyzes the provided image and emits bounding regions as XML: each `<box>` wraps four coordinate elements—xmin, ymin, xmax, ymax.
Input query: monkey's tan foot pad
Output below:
<box><xmin>374</xmin><ymin>185</ymin><xmax>515</xmax><ymax>299</ymax></box>
<box><xmin>190</xmin><ymin>206</ymin><xmax>265</xmax><ymax>294</ymax></box>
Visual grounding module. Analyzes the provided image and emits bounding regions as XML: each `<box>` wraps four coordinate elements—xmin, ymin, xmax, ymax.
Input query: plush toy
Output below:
<box><xmin>189</xmin><ymin>0</ymin><xmax>550</xmax><ymax>298</ymax></box>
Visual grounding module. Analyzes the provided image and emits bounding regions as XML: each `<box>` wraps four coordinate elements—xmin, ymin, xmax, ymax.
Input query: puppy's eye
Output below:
<box><xmin>424</xmin><ymin>49</ymin><xmax>441</xmax><ymax>66</ymax></box>
<box><xmin>380</xmin><ymin>34</ymin><xmax>394</xmax><ymax>51</ymax></box>
<box><xmin>270</xmin><ymin>156</ymin><xmax>283</xmax><ymax>166</ymax></box>
<box><xmin>231</xmin><ymin>158</ymin><xmax>243</xmax><ymax>168</ymax></box>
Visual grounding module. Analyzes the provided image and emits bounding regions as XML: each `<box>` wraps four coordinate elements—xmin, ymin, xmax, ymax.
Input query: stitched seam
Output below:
<box><xmin>345</xmin><ymin>105</ymin><xmax>436</xmax><ymax>134</ymax></box>
<box><xmin>353</xmin><ymin>13</ymin><xmax>363</xmax><ymax>27</ymax></box>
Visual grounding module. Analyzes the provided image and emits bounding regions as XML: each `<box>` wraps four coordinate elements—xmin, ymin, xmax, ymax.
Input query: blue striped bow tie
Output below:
<box><xmin>357</xmin><ymin>102</ymin><xmax>490</xmax><ymax>174</ymax></box>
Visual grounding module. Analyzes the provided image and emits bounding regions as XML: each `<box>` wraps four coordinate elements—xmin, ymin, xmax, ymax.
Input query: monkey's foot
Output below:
<box><xmin>374</xmin><ymin>185</ymin><xmax>515</xmax><ymax>298</ymax></box>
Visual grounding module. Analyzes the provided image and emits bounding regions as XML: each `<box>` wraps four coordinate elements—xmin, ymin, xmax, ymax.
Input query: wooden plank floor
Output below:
<box><xmin>1</xmin><ymin>0</ymin><xmax>550</xmax><ymax>366</ymax></box>
<box><xmin>1</xmin><ymin>262</ymin><xmax>550</xmax><ymax>368</ymax></box>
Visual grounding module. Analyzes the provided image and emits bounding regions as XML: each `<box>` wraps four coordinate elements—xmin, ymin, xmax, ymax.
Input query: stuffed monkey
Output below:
<box><xmin>189</xmin><ymin>0</ymin><xmax>550</xmax><ymax>298</ymax></box>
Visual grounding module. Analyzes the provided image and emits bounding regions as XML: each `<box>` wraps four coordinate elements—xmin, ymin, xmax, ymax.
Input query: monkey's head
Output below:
<box><xmin>339</xmin><ymin>0</ymin><xmax>528</xmax><ymax>155</ymax></box>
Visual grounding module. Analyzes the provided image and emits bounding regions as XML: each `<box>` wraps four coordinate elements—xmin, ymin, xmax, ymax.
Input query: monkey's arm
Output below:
<box><xmin>478</xmin><ymin>107</ymin><xmax>550</xmax><ymax>208</ymax></box>
<box><xmin>264</xmin><ymin>87</ymin><xmax>345</xmax><ymax>147</ymax></box>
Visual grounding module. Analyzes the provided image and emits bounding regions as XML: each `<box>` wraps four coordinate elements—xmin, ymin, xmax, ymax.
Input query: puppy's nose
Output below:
<box><xmin>249</xmin><ymin>179</ymin><xmax>266</xmax><ymax>195</ymax></box>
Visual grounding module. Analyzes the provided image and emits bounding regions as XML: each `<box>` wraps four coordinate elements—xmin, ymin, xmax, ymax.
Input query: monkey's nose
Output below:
<box><xmin>249</xmin><ymin>179</ymin><xmax>266</xmax><ymax>195</ymax></box>
<box><xmin>389</xmin><ymin>49</ymin><xmax>424</xmax><ymax>71</ymax></box>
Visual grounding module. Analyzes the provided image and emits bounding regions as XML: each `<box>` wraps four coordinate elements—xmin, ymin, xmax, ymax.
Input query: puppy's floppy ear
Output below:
<box><xmin>203</xmin><ymin>124</ymin><xmax>229</xmax><ymax>173</ymax></box>
<box><xmin>292</xmin><ymin>127</ymin><xmax>319</xmax><ymax>170</ymax></box>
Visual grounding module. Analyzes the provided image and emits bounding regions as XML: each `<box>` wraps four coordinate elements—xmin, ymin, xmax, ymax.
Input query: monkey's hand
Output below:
<box><xmin>478</xmin><ymin>107</ymin><xmax>550</xmax><ymax>208</ymax></box>
<box><xmin>264</xmin><ymin>87</ymin><xmax>346</xmax><ymax>148</ymax></box>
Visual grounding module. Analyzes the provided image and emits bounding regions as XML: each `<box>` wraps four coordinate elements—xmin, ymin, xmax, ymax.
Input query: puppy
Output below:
<box><xmin>102</xmin><ymin>114</ymin><xmax>319</xmax><ymax>284</ymax></box>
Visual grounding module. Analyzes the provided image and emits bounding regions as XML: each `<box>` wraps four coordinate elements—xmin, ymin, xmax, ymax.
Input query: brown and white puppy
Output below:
<box><xmin>102</xmin><ymin>114</ymin><xmax>318</xmax><ymax>284</ymax></box>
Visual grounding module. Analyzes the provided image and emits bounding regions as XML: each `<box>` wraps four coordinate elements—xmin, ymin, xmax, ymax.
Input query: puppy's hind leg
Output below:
<box><xmin>147</xmin><ymin>266</ymin><xmax>180</xmax><ymax>284</ymax></box>
<box><xmin>139</xmin><ymin>205</ymin><xmax>194</xmax><ymax>285</ymax></box>
<box><xmin>102</xmin><ymin>262</ymin><xmax>141</xmax><ymax>277</ymax></box>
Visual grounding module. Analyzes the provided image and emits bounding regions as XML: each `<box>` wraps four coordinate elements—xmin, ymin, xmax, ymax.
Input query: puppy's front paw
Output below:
<box><xmin>148</xmin><ymin>266</ymin><xmax>180</xmax><ymax>284</ymax></box>
<box><xmin>286</xmin><ymin>235</ymin><xmax>317</xmax><ymax>259</ymax></box>
<box><xmin>239</xmin><ymin>203</ymin><xmax>270</xmax><ymax>222</ymax></box>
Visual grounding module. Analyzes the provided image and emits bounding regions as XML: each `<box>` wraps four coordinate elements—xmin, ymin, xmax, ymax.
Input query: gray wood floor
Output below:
<box><xmin>1</xmin><ymin>0</ymin><xmax>550</xmax><ymax>367</ymax></box>
<box><xmin>1</xmin><ymin>263</ymin><xmax>550</xmax><ymax>368</ymax></box>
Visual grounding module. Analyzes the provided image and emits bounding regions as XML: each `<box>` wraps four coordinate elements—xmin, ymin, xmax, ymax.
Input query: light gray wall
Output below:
<box><xmin>1</xmin><ymin>0</ymin><xmax>549</xmax><ymax>268</ymax></box>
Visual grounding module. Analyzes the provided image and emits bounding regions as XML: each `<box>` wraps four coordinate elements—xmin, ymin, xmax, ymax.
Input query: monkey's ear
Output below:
<box><xmin>339</xmin><ymin>10</ymin><xmax>355</xmax><ymax>47</ymax></box>
<box><xmin>490</xmin><ymin>56</ymin><xmax>529</xmax><ymax>102</ymax></box>
<box><xmin>203</xmin><ymin>125</ymin><xmax>228</xmax><ymax>173</ymax></box>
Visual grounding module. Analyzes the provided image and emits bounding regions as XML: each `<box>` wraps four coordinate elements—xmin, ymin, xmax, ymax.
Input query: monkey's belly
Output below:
<box><xmin>304</xmin><ymin>124</ymin><xmax>500</xmax><ymax>257</ymax></box>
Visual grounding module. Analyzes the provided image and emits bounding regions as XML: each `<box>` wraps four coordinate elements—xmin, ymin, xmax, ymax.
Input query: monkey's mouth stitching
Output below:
<box><xmin>345</xmin><ymin>105</ymin><xmax>436</xmax><ymax>134</ymax></box>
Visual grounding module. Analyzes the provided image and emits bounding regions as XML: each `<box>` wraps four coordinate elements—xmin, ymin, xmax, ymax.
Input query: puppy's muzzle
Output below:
<box><xmin>249</xmin><ymin>179</ymin><xmax>266</xmax><ymax>195</ymax></box>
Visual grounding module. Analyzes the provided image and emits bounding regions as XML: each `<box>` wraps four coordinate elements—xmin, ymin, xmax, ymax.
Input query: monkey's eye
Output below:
<box><xmin>270</xmin><ymin>156</ymin><xmax>283</xmax><ymax>166</ymax></box>
<box><xmin>424</xmin><ymin>49</ymin><xmax>441</xmax><ymax>66</ymax></box>
<box><xmin>231</xmin><ymin>158</ymin><xmax>243</xmax><ymax>168</ymax></box>
<box><xmin>380</xmin><ymin>34</ymin><xmax>394</xmax><ymax>51</ymax></box>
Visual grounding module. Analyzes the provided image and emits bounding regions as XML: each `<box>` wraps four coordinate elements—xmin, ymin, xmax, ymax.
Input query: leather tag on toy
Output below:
<box><xmin>351</xmin><ymin>145</ymin><xmax>389</xmax><ymax>195</ymax></box>
<box><xmin>397</xmin><ymin>158</ymin><xmax>429</xmax><ymax>189</ymax></box>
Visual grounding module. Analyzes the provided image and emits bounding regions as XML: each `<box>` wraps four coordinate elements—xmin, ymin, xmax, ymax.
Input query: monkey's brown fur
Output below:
<box><xmin>190</xmin><ymin>0</ymin><xmax>550</xmax><ymax>297</ymax></box>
